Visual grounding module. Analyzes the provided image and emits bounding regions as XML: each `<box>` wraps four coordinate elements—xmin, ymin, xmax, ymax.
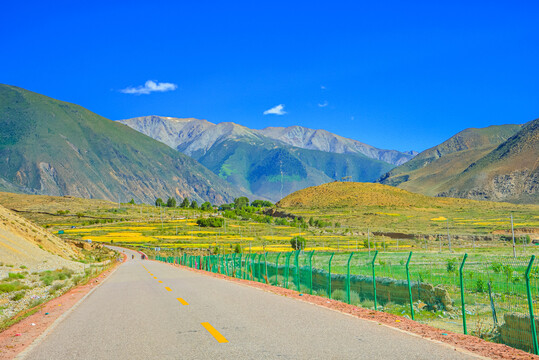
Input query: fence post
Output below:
<box><xmin>372</xmin><ymin>250</ymin><xmax>379</xmax><ymax>310</ymax></box>
<box><xmin>264</xmin><ymin>252</ymin><xmax>269</xmax><ymax>284</ymax></box>
<box><xmin>274</xmin><ymin>252</ymin><xmax>281</xmax><ymax>286</ymax></box>
<box><xmin>406</xmin><ymin>251</ymin><xmax>414</xmax><ymax>320</ymax></box>
<box><xmin>459</xmin><ymin>253</ymin><xmax>468</xmax><ymax>334</ymax></box>
<box><xmin>238</xmin><ymin>254</ymin><xmax>242</xmax><ymax>278</ymax></box>
<box><xmin>308</xmin><ymin>251</ymin><xmax>315</xmax><ymax>295</ymax></box>
<box><xmin>525</xmin><ymin>255</ymin><xmax>538</xmax><ymax>354</ymax></box>
<box><xmin>328</xmin><ymin>252</ymin><xmax>335</xmax><ymax>299</ymax></box>
<box><xmin>285</xmin><ymin>252</ymin><xmax>292</xmax><ymax>288</ymax></box>
<box><xmin>295</xmin><ymin>250</ymin><xmax>301</xmax><ymax>292</ymax></box>
<box><xmin>347</xmin><ymin>252</ymin><xmax>354</xmax><ymax>304</ymax></box>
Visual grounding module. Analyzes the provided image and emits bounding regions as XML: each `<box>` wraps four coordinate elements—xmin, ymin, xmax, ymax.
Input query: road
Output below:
<box><xmin>21</xmin><ymin>247</ymin><xmax>477</xmax><ymax>359</ymax></box>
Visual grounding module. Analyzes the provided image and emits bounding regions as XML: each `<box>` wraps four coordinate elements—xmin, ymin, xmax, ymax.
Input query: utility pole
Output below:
<box><xmin>511</xmin><ymin>213</ymin><xmax>516</xmax><ymax>258</ymax></box>
<box><xmin>367</xmin><ymin>228</ymin><xmax>371</xmax><ymax>256</ymax></box>
<box><xmin>447</xmin><ymin>219</ymin><xmax>452</xmax><ymax>253</ymax></box>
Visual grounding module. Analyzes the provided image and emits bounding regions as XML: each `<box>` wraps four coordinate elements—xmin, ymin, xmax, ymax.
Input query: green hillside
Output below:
<box><xmin>0</xmin><ymin>84</ymin><xmax>245</xmax><ymax>204</ymax></box>
<box><xmin>196</xmin><ymin>138</ymin><xmax>394</xmax><ymax>201</ymax></box>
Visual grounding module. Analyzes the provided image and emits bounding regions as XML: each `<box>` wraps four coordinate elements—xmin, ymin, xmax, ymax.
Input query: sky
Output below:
<box><xmin>1</xmin><ymin>0</ymin><xmax>538</xmax><ymax>152</ymax></box>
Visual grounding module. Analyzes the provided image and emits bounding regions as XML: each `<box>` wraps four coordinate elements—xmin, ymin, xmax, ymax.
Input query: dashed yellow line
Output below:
<box><xmin>158</xmin><ymin>280</ymin><xmax>163</xmax><ymax>283</ymax></box>
<box><xmin>165</xmin><ymin>287</ymin><xmax>172</xmax><ymax>291</ymax></box>
<box><xmin>153</xmin><ymin>276</ymin><xmax>157</xmax><ymax>279</ymax></box>
<box><xmin>177</xmin><ymin>298</ymin><xmax>189</xmax><ymax>305</ymax></box>
<box><xmin>201</xmin><ymin>322</ymin><xmax>228</xmax><ymax>343</ymax></box>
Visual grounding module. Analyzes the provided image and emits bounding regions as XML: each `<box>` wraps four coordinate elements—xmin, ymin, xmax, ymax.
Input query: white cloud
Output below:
<box><xmin>263</xmin><ymin>104</ymin><xmax>286</xmax><ymax>115</ymax></box>
<box><xmin>120</xmin><ymin>80</ymin><xmax>178</xmax><ymax>95</ymax></box>
<box><xmin>318</xmin><ymin>101</ymin><xmax>328</xmax><ymax>107</ymax></box>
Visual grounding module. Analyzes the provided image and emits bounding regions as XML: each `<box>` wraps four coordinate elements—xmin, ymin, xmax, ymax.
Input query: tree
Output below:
<box><xmin>234</xmin><ymin>244</ymin><xmax>242</xmax><ymax>253</ymax></box>
<box><xmin>166</xmin><ymin>197</ymin><xmax>176</xmax><ymax>208</ymax></box>
<box><xmin>234</xmin><ymin>197</ymin><xmax>249</xmax><ymax>209</ymax></box>
<box><xmin>200</xmin><ymin>201</ymin><xmax>212</xmax><ymax>211</ymax></box>
<box><xmin>251</xmin><ymin>200</ymin><xmax>273</xmax><ymax>207</ymax></box>
<box><xmin>128</xmin><ymin>199</ymin><xmax>135</xmax><ymax>205</ymax></box>
<box><xmin>155</xmin><ymin>198</ymin><xmax>164</xmax><ymax>207</ymax></box>
<box><xmin>290</xmin><ymin>236</ymin><xmax>307</xmax><ymax>250</ymax></box>
<box><xmin>180</xmin><ymin>198</ymin><xmax>190</xmax><ymax>208</ymax></box>
<box><xmin>190</xmin><ymin>200</ymin><xmax>199</xmax><ymax>209</ymax></box>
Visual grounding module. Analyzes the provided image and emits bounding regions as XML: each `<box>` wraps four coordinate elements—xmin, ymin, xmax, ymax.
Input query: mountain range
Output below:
<box><xmin>0</xmin><ymin>85</ymin><xmax>246</xmax><ymax>204</ymax></box>
<box><xmin>119</xmin><ymin>116</ymin><xmax>415</xmax><ymax>201</ymax></box>
<box><xmin>379</xmin><ymin>120</ymin><xmax>538</xmax><ymax>204</ymax></box>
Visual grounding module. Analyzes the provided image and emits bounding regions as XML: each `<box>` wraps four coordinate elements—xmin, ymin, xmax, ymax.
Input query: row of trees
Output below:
<box><xmin>154</xmin><ymin>197</ymin><xmax>213</xmax><ymax>210</ymax></box>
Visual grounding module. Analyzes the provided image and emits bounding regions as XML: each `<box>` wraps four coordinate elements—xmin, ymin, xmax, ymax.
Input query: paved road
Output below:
<box><xmin>22</xmin><ymin>248</ymin><xmax>477</xmax><ymax>360</ymax></box>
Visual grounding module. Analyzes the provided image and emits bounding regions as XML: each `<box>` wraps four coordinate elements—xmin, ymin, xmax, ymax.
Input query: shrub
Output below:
<box><xmin>331</xmin><ymin>289</ymin><xmax>346</xmax><ymax>302</ymax></box>
<box><xmin>446</xmin><ymin>258</ymin><xmax>457</xmax><ymax>273</ymax></box>
<box><xmin>475</xmin><ymin>279</ymin><xmax>485</xmax><ymax>293</ymax></box>
<box><xmin>196</xmin><ymin>218</ymin><xmax>224</xmax><ymax>227</ymax></box>
<box><xmin>40</xmin><ymin>268</ymin><xmax>74</xmax><ymax>286</ymax></box>
<box><xmin>234</xmin><ymin>244</ymin><xmax>242</xmax><ymax>254</ymax></box>
<box><xmin>8</xmin><ymin>272</ymin><xmax>25</xmax><ymax>280</ymax></box>
<box><xmin>11</xmin><ymin>291</ymin><xmax>25</xmax><ymax>301</ymax></box>
<box><xmin>0</xmin><ymin>281</ymin><xmax>28</xmax><ymax>293</ymax></box>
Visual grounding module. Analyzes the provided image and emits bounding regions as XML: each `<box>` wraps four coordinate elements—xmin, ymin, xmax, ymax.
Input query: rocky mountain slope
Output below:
<box><xmin>120</xmin><ymin>116</ymin><xmax>396</xmax><ymax>201</ymax></box>
<box><xmin>439</xmin><ymin>119</ymin><xmax>538</xmax><ymax>203</ymax></box>
<box><xmin>379</xmin><ymin>121</ymin><xmax>538</xmax><ymax>203</ymax></box>
<box><xmin>0</xmin><ymin>85</ymin><xmax>246</xmax><ymax>204</ymax></box>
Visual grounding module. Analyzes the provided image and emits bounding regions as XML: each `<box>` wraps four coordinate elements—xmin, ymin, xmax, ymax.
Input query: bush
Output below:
<box><xmin>290</xmin><ymin>236</ymin><xmax>306</xmax><ymax>250</ymax></box>
<box><xmin>196</xmin><ymin>218</ymin><xmax>224</xmax><ymax>227</ymax></box>
<box><xmin>234</xmin><ymin>244</ymin><xmax>242</xmax><ymax>254</ymax></box>
<box><xmin>11</xmin><ymin>291</ymin><xmax>25</xmax><ymax>301</ymax></box>
<box><xmin>40</xmin><ymin>268</ymin><xmax>74</xmax><ymax>286</ymax></box>
<box><xmin>8</xmin><ymin>272</ymin><xmax>25</xmax><ymax>280</ymax></box>
<box><xmin>0</xmin><ymin>281</ymin><xmax>28</xmax><ymax>293</ymax></box>
<box><xmin>446</xmin><ymin>258</ymin><xmax>457</xmax><ymax>273</ymax></box>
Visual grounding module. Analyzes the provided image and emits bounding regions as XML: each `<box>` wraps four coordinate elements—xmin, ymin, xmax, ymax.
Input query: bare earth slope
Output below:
<box><xmin>0</xmin><ymin>204</ymin><xmax>83</xmax><ymax>273</ymax></box>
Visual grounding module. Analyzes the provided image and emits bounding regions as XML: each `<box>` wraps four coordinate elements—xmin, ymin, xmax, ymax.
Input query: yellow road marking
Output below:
<box><xmin>165</xmin><ymin>287</ymin><xmax>172</xmax><ymax>291</ymax></box>
<box><xmin>177</xmin><ymin>298</ymin><xmax>189</xmax><ymax>305</ymax></box>
<box><xmin>201</xmin><ymin>322</ymin><xmax>228</xmax><ymax>343</ymax></box>
<box><xmin>158</xmin><ymin>280</ymin><xmax>163</xmax><ymax>283</ymax></box>
<box><xmin>153</xmin><ymin>276</ymin><xmax>157</xmax><ymax>279</ymax></box>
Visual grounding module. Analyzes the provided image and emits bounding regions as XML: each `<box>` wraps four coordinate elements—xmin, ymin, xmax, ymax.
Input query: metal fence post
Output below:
<box><xmin>274</xmin><ymin>252</ymin><xmax>281</xmax><ymax>286</ymax></box>
<box><xmin>459</xmin><ymin>253</ymin><xmax>468</xmax><ymax>334</ymax></box>
<box><xmin>264</xmin><ymin>252</ymin><xmax>269</xmax><ymax>284</ymax></box>
<box><xmin>347</xmin><ymin>252</ymin><xmax>354</xmax><ymax>304</ymax></box>
<box><xmin>238</xmin><ymin>254</ymin><xmax>242</xmax><ymax>278</ymax></box>
<box><xmin>232</xmin><ymin>254</ymin><xmax>236</xmax><ymax>277</ymax></box>
<box><xmin>525</xmin><ymin>255</ymin><xmax>538</xmax><ymax>354</ymax></box>
<box><xmin>295</xmin><ymin>250</ymin><xmax>301</xmax><ymax>292</ymax></box>
<box><xmin>328</xmin><ymin>252</ymin><xmax>335</xmax><ymax>299</ymax></box>
<box><xmin>406</xmin><ymin>251</ymin><xmax>414</xmax><ymax>320</ymax></box>
<box><xmin>308</xmin><ymin>251</ymin><xmax>315</xmax><ymax>295</ymax></box>
<box><xmin>372</xmin><ymin>251</ymin><xmax>379</xmax><ymax>310</ymax></box>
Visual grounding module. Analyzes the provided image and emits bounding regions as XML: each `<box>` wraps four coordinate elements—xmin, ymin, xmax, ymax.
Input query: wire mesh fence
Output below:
<box><xmin>155</xmin><ymin>250</ymin><xmax>539</xmax><ymax>354</ymax></box>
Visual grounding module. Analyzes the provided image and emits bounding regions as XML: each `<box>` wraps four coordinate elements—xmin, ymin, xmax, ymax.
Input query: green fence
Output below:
<box><xmin>154</xmin><ymin>251</ymin><xmax>539</xmax><ymax>354</ymax></box>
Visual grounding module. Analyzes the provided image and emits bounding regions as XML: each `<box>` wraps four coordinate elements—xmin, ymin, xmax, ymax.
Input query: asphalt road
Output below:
<box><xmin>21</xmin><ymin>248</ymin><xmax>477</xmax><ymax>360</ymax></box>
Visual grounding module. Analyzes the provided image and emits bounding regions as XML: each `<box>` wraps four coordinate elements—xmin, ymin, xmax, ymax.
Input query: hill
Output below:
<box><xmin>120</xmin><ymin>116</ymin><xmax>396</xmax><ymax>201</ymax></box>
<box><xmin>377</xmin><ymin>123</ymin><xmax>536</xmax><ymax>202</ymax></box>
<box><xmin>276</xmin><ymin>181</ymin><xmax>478</xmax><ymax>209</ymax></box>
<box><xmin>0</xmin><ymin>85</ymin><xmax>246</xmax><ymax>204</ymax></box>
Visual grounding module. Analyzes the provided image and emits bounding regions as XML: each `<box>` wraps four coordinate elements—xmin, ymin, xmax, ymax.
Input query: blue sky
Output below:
<box><xmin>2</xmin><ymin>0</ymin><xmax>538</xmax><ymax>152</ymax></box>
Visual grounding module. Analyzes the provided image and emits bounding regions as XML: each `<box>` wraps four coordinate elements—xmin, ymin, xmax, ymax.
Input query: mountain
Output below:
<box><xmin>119</xmin><ymin>116</ymin><xmax>396</xmax><ymax>201</ymax></box>
<box><xmin>120</xmin><ymin>116</ymin><xmax>416</xmax><ymax>165</ymax></box>
<box><xmin>259</xmin><ymin>126</ymin><xmax>417</xmax><ymax>165</ymax></box>
<box><xmin>379</xmin><ymin>121</ymin><xmax>538</xmax><ymax>203</ymax></box>
<box><xmin>0</xmin><ymin>85</ymin><xmax>246</xmax><ymax>204</ymax></box>
<box><xmin>439</xmin><ymin>119</ymin><xmax>538</xmax><ymax>203</ymax></box>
